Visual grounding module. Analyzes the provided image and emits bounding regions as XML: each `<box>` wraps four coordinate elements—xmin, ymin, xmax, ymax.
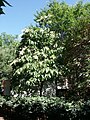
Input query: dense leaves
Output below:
<box><xmin>12</xmin><ymin>1</ymin><xmax>90</xmax><ymax>100</ymax></box>
<box><xmin>0</xmin><ymin>33</ymin><xmax>19</xmax><ymax>91</ymax></box>
<box><xmin>0</xmin><ymin>97</ymin><xmax>90</xmax><ymax>120</ymax></box>
<box><xmin>12</xmin><ymin>27</ymin><xmax>59</xmax><ymax>96</ymax></box>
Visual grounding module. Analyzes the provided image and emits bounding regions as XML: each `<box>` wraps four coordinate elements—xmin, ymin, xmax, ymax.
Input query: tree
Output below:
<box><xmin>12</xmin><ymin>1</ymin><xmax>90</xmax><ymax>99</ymax></box>
<box><xmin>35</xmin><ymin>0</ymin><xmax>90</xmax><ymax>99</ymax></box>
<box><xmin>12</xmin><ymin>26</ymin><xmax>60</xmax><ymax>96</ymax></box>
<box><xmin>0</xmin><ymin>0</ymin><xmax>11</xmax><ymax>14</ymax></box>
<box><xmin>0</xmin><ymin>33</ymin><xmax>19</xmax><ymax>94</ymax></box>
<box><xmin>61</xmin><ymin>1</ymin><xmax>90</xmax><ymax>99</ymax></box>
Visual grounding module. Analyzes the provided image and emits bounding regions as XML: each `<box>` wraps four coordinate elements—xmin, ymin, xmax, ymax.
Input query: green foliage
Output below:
<box><xmin>12</xmin><ymin>26</ymin><xmax>60</xmax><ymax>95</ymax></box>
<box><xmin>0</xmin><ymin>0</ymin><xmax>11</xmax><ymax>14</ymax></box>
<box><xmin>0</xmin><ymin>97</ymin><xmax>90</xmax><ymax>120</ymax></box>
<box><xmin>12</xmin><ymin>1</ymin><xmax>90</xmax><ymax>99</ymax></box>
<box><xmin>0</xmin><ymin>33</ymin><xmax>19</xmax><ymax>87</ymax></box>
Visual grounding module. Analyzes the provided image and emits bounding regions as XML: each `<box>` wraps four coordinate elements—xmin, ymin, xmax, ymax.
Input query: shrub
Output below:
<box><xmin>0</xmin><ymin>96</ymin><xmax>90</xmax><ymax>120</ymax></box>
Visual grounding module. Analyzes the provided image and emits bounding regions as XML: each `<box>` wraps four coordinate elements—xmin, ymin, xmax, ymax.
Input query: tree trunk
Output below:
<box><xmin>40</xmin><ymin>81</ymin><xmax>44</xmax><ymax>97</ymax></box>
<box><xmin>55</xmin><ymin>79</ymin><xmax>58</xmax><ymax>97</ymax></box>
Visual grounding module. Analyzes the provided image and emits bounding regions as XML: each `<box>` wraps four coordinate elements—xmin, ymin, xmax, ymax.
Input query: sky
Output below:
<box><xmin>0</xmin><ymin>0</ymin><xmax>90</xmax><ymax>36</ymax></box>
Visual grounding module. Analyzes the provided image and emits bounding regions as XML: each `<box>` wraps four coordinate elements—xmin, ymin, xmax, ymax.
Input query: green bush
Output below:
<box><xmin>0</xmin><ymin>96</ymin><xmax>90</xmax><ymax>120</ymax></box>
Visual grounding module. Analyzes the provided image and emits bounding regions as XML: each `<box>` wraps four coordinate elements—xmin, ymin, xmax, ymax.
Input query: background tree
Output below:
<box><xmin>35</xmin><ymin>0</ymin><xmax>90</xmax><ymax>99</ymax></box>
<box><xmin>0</xmin><ymin>33</ymin><xmax>19</xmax><ymax>94</ymax></box>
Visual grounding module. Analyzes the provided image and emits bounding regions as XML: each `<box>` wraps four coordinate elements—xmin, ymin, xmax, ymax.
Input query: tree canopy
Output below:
<box><xmin>12</xmin><ymin>1</ymin><xmax>90</xmax><ymax>100</ymax></box>
<box><xmin>0</xmin><ymin>33</ymin><xmax>19</xmax><ymax>89</ymax></box>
